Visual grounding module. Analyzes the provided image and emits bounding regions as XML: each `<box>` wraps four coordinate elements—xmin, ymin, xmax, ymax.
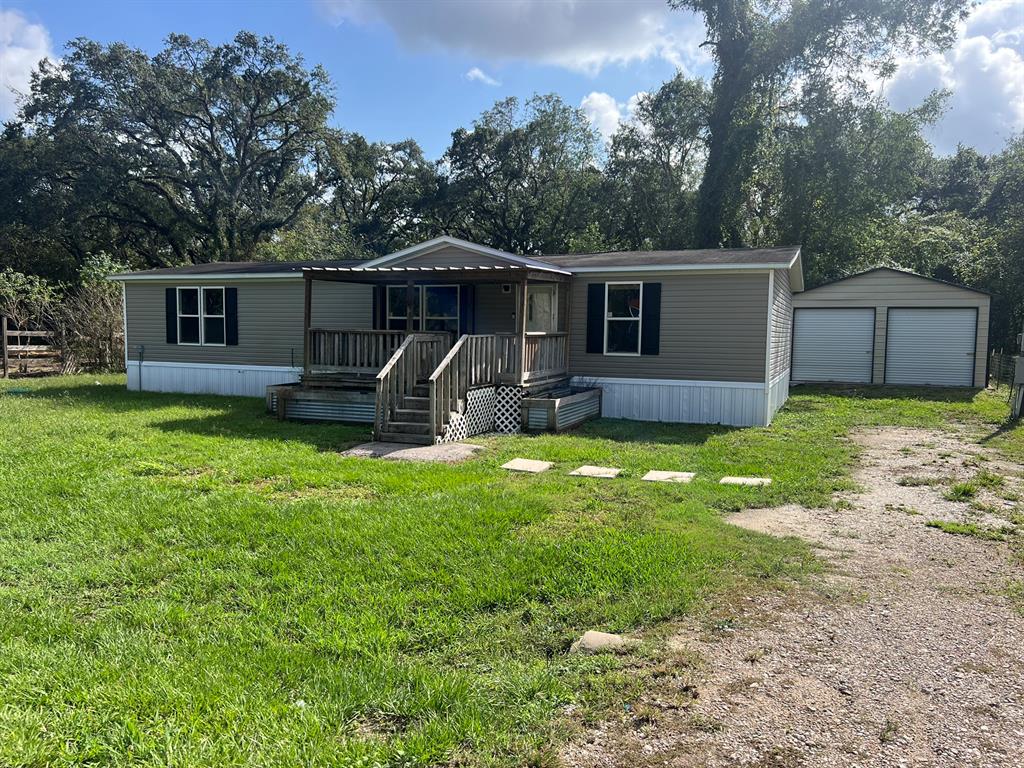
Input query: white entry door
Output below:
<box><xmin>792</xmin><ymin>308</ymin><xmax>875</xmax><ymax>383</ymax></box>
<box><xmin>885</xmin><ymin>308</ymin><xmax>976</xmax><ymax>386</ymax></box>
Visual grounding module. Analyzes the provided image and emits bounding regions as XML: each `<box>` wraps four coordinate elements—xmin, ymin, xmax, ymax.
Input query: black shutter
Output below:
<box><xmin>640</xmin><ymin>282</ymin><xmax>661</xmax><ymax>355</ymax></box>
<box><xmin>165</xmin><ymin>288</ymin><xmax>177</xmax><ymax>344</ymax></box>
<box><xmin>459</xmin><ymin>284</ymin><xmax>475</xmax><ymax>335</ymax></box>
<box><xmin>586</xmin><ymin>283</ymin><xmax>604</xmax><ymax>354</ymax></box>
<box><xmin>225</xmin><ymin>287</ymin><xmax>239</xmax><ymax>345</ymax></box>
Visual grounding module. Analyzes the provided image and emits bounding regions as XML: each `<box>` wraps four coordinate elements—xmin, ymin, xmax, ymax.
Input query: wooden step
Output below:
<box><xmin>377</xmin><ymin>431</ymin><xmax>435</xmax><ymax>445</ymax></box>
<box><xmin>385</xmin><ymin>421</ymin><xmax>432</xmax><ymax>435</ymax></box>
<box><xmin>402</xmin><ymin>396</ymin><xmax>430</xmax><ymax>408</ymax></box>
<box><xmin>394</xmin><ymin>408</ymin><xmax>429</xmax><ymax>423</ymax></box>
<box><xmin>411</xmin><ymin>385</ymin><xmax>429</xmax><ymax>398</ymax></box>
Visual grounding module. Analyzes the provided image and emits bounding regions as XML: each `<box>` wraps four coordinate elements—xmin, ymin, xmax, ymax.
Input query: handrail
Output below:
<box><xmin>373</xmin><ymin>333</ymin><xmax>449</xmax><ymax>438</ymax></box>
<box><xmin>427</xmin><ymin>334</ymin><xmax>499</xmax><ymax>438</ymax></box>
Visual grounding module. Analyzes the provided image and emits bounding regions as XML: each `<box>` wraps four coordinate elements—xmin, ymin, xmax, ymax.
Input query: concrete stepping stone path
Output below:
<box><xmin>501</xmin><ymin>458</ymin><xmax>553</xmax><ymax>473</ymax></box>
<box><xmin>720</xmin><ymin>476</ymin><xmax>772</xmax><ymax>486</ymax></box>
<box><xmin>569</xmin><ymin>465</ymin><xmax>621</xmax><ymax>479</ymax></box>
<box><xmin>642</xmin><ymin>470</ymin><xmax>696</xmax><ymax>483</ymax></box>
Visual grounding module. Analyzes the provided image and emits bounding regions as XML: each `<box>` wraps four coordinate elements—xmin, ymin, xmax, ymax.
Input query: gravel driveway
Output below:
<box><xmin>563</xmin><ymin>427</ymin><xmax>1024</xmax><ymax>768</ymax></box>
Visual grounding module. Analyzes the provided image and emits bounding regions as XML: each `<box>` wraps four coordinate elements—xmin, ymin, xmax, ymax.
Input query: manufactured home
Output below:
<box><xmin>112</xmin><ymin>237</ymin><xmax>803</xmax><ymax>442</ymax></box>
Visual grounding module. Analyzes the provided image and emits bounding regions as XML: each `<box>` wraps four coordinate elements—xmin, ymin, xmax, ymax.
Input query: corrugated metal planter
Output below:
<box><xmin>521</xmin><ymin>387</ymin><xmax>602</xmax><ymax>433</ymax></box>
<box><xmin>267</xmin><ymin>383</ymin><xmax>376</xmax><ymax>423</ymax></box>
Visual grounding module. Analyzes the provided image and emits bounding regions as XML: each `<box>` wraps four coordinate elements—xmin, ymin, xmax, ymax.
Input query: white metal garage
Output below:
<box><xmin>792</xmin><ymin>308</ymin><xmax>875</xmax><ymax>383</ymax></box>
<box><xmin>885</xmin><ymin>308</ymin><xmax>977</xmax><ymax>386</ymax></box>
<box><xmin>791</xmin><ymin>268</ymin><xmax>990</xmax><ymax>388</ymax></box>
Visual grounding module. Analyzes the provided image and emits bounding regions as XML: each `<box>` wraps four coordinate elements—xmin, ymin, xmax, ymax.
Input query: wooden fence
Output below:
<box><xmin>1</xmin><ymin>316</ymin><xmax>59</xmax><ymax>377</ymax></box>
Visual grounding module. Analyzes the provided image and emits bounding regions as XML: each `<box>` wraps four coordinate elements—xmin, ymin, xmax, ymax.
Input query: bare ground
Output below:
<box><xmin>562</xmin><ymin>427</ymin><xmax>1024</xmax><ymax>768</ymax></box>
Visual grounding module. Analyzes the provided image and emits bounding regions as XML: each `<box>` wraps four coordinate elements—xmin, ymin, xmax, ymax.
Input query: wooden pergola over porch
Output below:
<box><xmin>299</xmin><ymin>262</ymin><xmax>572</xmax><ymax>390</ymax></box>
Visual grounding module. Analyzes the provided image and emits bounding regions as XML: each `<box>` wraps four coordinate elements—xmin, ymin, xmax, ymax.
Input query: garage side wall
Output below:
<box><xmin>766</xmin><ymin>268</ymin><xmax>793</xmax><ymax>421</ymax></box>
<box><xmin>792</xmin><ymin>270</ymin><xmax>989</xmax><ymax>387</ymax></box>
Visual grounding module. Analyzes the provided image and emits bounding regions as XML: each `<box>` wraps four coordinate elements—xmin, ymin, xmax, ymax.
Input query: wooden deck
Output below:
<box><xmin>271</xmin><ymin>328</ymin><xmax>573</xmax><ymax>439</ymax></box>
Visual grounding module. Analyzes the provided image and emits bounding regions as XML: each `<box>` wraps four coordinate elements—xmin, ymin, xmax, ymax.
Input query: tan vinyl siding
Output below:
<box><xmin>125</xmin><ymin>279</ymin><xmax>372</xmax><ymax>365</ymax></box>
<box><xmin>474</xmin><ymin>283</ymin><xmax>517</xmax><ymax>333</ymax></box>
<box><xmin>769</xmin><ymin>268</ymin><xmax>793</xmax><ymax>380</ymax></box>
<box><xmin>568</xmin><ymin>271</ymin><xmax>769</xmax><ymax>383</ymax></box>
<box><xmin>793</xmin><ymin>269</ymin><xmax>989</xmax><ymax>387</ymax></box>
<box><xmin>389</xmin><ymin>246</ymin><xmax>510</xmax><ymax>268</ymax></box>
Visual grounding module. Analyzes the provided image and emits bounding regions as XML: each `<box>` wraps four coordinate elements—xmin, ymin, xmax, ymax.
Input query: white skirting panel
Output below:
<box><xmin>571</xmin><ymin>376</ymin><xmax>771</xmax><ymax>427</ymax></box>
<box><xmin>127</xmin><ymin>361</ymin><xmax>301</xmax><ymax>397</ymax></box>
<box><xmin>766</xmin><ymin>369</ymin><xmax>790</xmax><ymax>422</ymax></box>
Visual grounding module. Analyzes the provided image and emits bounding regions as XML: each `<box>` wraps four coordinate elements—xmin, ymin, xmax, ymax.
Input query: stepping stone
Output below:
<box><xmin>720</xmin><ymin>476</ymin><xmax>772</xmax><ymax>486</ymax></box>
<box><xmin>569</xmin><ymin>630</ymin><xmax>640</xmax><ymax>655</ymax></box>
<box><xmin>642</xmin><ymin>470</ymin><xmax>695</xmax><ymax>484</ymax></box>
<box><xmin>502</xmin><ymin>458</ymin><xmax>553</xmax><ymax>473</ymax></box>
<box><xmin>569</xmin><ymin>465</ymin><xmax>621</xmax><ymax>479</ymax></box>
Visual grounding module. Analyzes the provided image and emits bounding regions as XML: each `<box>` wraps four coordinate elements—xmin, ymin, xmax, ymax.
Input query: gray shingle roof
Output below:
<box><xmin>111</xmin><ymin>259</ymin><xmax>365</xmax><ymax>279</ymax></box>
<box><xmin>536</xmin><ymin>246</ymin><xmax>801</xmax><ymax>269</ymax></box>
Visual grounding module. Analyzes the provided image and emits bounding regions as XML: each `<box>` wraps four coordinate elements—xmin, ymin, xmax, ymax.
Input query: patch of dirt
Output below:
<box><xmin>562</xmin><ymin>427</ymin><xmax>1024</xmax><ymax>767</ymax></box>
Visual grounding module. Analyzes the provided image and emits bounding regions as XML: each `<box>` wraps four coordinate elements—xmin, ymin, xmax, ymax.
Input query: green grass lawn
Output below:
<box><xmin>0</xmin><ymin>376</ymin><xmax>1019</xmax><ymax>767</ymax></box>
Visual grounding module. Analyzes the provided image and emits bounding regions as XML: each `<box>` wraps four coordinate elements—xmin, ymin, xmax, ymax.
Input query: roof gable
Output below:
<box><xmin>365</xmin><ymin>236</ymin><xmax>558</xmax><ymax>271</ymax></box>
<box><xmin>801</xmin><ymin>267</ymin><xmax>989</xmax><ymax>297</ymax></box>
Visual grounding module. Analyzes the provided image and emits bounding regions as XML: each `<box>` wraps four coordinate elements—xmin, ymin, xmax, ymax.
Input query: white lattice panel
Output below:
<box><xmin>494</xmin><ymin>386</ymin><xmax>523</xmax><ymax>434</ymax></box>
<box><xmin>438</xmin><ymin>386</ymin><xmax>497</xmax><ymax>443</ymax></box>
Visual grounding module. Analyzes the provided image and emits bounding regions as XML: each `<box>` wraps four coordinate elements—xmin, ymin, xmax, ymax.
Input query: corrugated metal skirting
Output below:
<box><xmin>128</xmin><ymin>362</ymin><xmax>300</xmax><ymax>397</ymax></box>
<box><xmin>573</xmin><ymin>377</ymin><xmax>768</xmax><ymax>427</ymax></box>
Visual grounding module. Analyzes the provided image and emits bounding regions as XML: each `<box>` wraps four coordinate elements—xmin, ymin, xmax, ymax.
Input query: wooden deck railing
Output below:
<box><xmin>521</xmin><ymin>332</ymin><xmax>569</xmax><ymax>384</ymax></box>
<box><xmin>307</xmin><ymin>329</ymin><xmax>407</xmax><ymax>373</ymax></box>
<box><xmin>428</xmin><ymin>334</ymin><xmax>498</xmax><ymax>438</ymax></box>
<box><xmin>374</xmin><ymin>333</ymin><xmax>449</xmax><ymax>437</ymax></box>
<box><xmin>496</xmin><ymin>332</ymin><xmax>569</xmax><ymax>385</ymax></box>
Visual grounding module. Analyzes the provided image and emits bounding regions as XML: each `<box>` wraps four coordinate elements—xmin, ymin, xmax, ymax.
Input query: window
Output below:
<box><xmin>527</xmin><ymin>285</ymin><xmax>557</xmax><ymax>333</ymax></box>
<box><xmin>176</xmin><ymin>286</ymin><xmax>225</xmax><ymax>345</ymax></box>
<box><xmin>386</xmin><ymin>286</ymin><xmax>421</xmax><ymax>331</ymax></box>
<box><xmin>202</xmin><ymin>287</ymin><xmax>225</xmax><ymax>345</ymax></box>
<box><xmin>423</xmin><ymin>285</ymin><xmax>459</xmax><ymax>333</ymax></box>
<box><xmin>385</xmin><ymin>285</ymin><xmax>460</xmax><ymax>333</ymax></box>
<box><xmin>176</xmin><ymin>288</ymin><xmax>200</xmax><ymax>344</ymax></box>
<box><xmin>604</xmin><ymin>282</ymin><xmax>641</xmax><ymax>355</ymax></box>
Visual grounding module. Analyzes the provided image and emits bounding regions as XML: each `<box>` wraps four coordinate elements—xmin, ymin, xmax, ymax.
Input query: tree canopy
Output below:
<box><xmin>0</xmin><ymin>24</ymin><xmax>1020</xmax><ymax>347</ymax></box>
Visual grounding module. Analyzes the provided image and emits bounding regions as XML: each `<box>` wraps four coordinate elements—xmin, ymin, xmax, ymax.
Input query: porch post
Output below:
<box><xmin>302</xmin><ymin>273</ymin><xmax>312</xmax><ymax>374</ymax></box>
<box><xmin>517</xmin><ymin>276</ymin><xmax>528</xmax><ymax>386</ymax></box>
<box><xmin>405</xmin><ymin>279</ymin><xmax>415</xmax><ymax>333</ymax></box>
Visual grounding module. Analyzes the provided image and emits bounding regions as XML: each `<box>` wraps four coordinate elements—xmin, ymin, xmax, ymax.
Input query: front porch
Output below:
<box><xmin>270</xmin><ymin>260</ymin><xmax>578</xmax><ymax>442</ymax></box>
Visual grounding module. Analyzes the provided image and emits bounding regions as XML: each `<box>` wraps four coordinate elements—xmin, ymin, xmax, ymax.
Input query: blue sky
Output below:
<box><xmin>2</xmin><ymin>0</ymin><xmax>1022</xmax><ymax>157</ymax></box>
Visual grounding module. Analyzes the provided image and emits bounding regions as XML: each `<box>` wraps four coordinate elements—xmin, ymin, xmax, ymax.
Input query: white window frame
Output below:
<box><xmin>526</xmin><ymin>284</ymin><xmax>559</xmax><ymax>334</ymax></box>
<box><xmin>603</xmin><ymin>281</ymin><xmax>642</xmax><ymax>356</ymax></box>
<box><xmin>201</xmin><ymin>286</ymin><xmax>226</xmax><ymax>347</ymax></box>
<box><xmin>176</xmin><ymin>285</ymin><xmax>225</xmax><ymax>346</ymax></box>
<box><xmin>176</xmin><ymin>286</ymin><xmax>201</xmax><ymax>346</ymax></box>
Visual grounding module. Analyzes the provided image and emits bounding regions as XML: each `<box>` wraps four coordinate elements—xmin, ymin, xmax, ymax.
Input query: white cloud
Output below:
<box><xmin>580</xmin><ymin>90</ymin><xmax>645</xmax><ymax>143</ymax></box>
<box><xmin>0</xmin><ymin>9</ymin><xmax>54</xmax><ymax>120</ymax></box>
<box><xmin>320</xmin><ymin>0</ymin><xmax>709</xmax><ymax>76</ymax></box>
<box><xmin>464</xmin><ymin>66</ymin><xmax>500</xmax><ymax>86</ymax></box>
<box><xmin>883</xmin><ymin>0</ymin><xmax>1024</xmax><ymax>153</ymax></box>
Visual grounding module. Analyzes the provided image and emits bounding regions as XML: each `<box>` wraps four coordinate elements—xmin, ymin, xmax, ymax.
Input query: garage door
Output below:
<box><xmin>792</xmin><ymin>308</ymin><xmax>875</xmax><ymax>383</ymax></box>
<box><xmin>885</xmin><ymin>308</ymin><xmax>976</xmax><ymax>386</ymax></box>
